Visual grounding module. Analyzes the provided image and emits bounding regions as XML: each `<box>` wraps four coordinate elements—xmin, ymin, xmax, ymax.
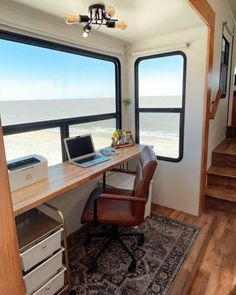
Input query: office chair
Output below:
<box><xmin>81</xmin><ymin>145</ymin><xmax>157</xmax><ymax>272</ymax></box>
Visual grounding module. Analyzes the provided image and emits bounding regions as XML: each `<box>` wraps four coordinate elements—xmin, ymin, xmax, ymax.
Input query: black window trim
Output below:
<box><xmin>0</xmin><ymin>30</ymin><xmax>121</xmax><ymax>162</ymax></box>
<box><xmin>135</xmin><ymin>50</ymin><xmax>186</xmax><ymax>163</ymax></box>
<box><xmin>220</xmin><ymin>35</ymin><xmax>230</xmax><ymax>98</ymax></box>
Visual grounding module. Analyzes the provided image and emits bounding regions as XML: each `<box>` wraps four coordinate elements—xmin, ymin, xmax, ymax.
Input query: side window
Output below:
<box><xmin>135</xmin><ymin>52</ymin><xmax>186</xmax><ymax>162</ymax></box>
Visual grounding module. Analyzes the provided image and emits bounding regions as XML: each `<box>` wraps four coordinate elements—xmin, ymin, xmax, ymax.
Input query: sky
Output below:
<box><xmin>0</xmin><ymin>39</ymin><xmax>115</xmax><ymax>100</ymax></box>
<box><xmin>139</xmin><ymin>55</ymin><xmax>184</xmax><ymax>97</ymax></box>
<box><xmin>0</xmin><ymin>38</ymin><xmax>184</xmax><ymax>101</ymax></box>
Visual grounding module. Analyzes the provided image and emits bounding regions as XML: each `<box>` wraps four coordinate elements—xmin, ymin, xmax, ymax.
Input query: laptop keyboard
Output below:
<box><xmin>75</xmin><ymin>154</ymin><xmax>102</xmax><ymax>164</ymax></box>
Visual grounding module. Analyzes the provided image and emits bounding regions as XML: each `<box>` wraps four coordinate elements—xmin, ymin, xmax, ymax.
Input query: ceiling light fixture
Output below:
<box><xmin>65</xmin><ymin>4</ymin><xmax>127</xmax><ymax>38</ymax></box>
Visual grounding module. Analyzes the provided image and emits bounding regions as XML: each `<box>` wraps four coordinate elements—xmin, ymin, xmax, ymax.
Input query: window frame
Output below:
<box><xmin>0</xmin><ymin>30</ymin><xmax>121</xmax><ymax>162</ymax></box>
<box><xmin>219</xmin><ymin>35</ymin><xmax>230</xmax><ymax>98</ymax></box>
<box><xmin>134</xmin><ymin>50</ymin><xmax>186</xmax><ymax>162</ymax></box>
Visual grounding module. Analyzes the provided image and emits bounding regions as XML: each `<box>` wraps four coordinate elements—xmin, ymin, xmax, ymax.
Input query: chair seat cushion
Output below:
<box><xmin>81</xmin><ymin>187</ymin><xmax>138</xmax><ymax>226</ymax></box>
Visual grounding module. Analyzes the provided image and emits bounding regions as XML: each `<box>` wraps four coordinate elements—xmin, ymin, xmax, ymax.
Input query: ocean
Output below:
<box><xmin>0</xmin><ymin>96</ymin><xmax>181</xmax><ymax>164</ymax></box>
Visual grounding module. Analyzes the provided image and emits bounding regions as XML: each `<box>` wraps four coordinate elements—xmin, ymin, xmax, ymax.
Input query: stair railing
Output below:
<box><xmin>209</xmin><ymin>89</ymin><xmax>222</xmax><ymax>119</ymax></box>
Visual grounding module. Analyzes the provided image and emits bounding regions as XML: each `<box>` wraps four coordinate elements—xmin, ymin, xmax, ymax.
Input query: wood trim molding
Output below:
<box><xmin>209</xmin><ymin>89</ymin><xmax>222</xmax><ymax>119</ymax></box>
<box><xmin>187</xmin><ymin>0</ymin><xmax>215</xmax><ymax>29</ymax></box>
<box><xmin>186</xmin><ymin>0</ymin><xmax>216</xmax><ymax>214</ymax></box>
<box><xmin>0</xmin><ymin>119</ymin><xmax>25</xmax><ymax>294</ymax></box>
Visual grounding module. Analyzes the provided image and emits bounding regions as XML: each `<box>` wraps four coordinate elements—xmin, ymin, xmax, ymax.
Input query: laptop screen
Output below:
<box><xmin>65</xmin><ymin>135</ymin><xmax>95</xmax><ymax>160</ymax></box>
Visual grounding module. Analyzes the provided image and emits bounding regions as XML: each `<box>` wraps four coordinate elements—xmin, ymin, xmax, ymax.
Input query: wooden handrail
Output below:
<box><xmin>209</xmin><ymin>89</ymin><xmax>222</xmax><ymax>119</ymax></box>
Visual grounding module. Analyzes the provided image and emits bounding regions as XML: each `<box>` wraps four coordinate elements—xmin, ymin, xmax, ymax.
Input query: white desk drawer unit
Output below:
<box><xmin>24</xmin><ymin>248</ymin><xmax>64</xmax><ymax>295</ymax></box>
<box><xmin>21</xmin><ymin>228</ymin><xmax>63</xmax><ymax>272</ymax></box>
<box><xmin>33</xmin><ymin>267</ymin><xmax>66</xmax><ymax>295</ymax></box>
<box><xmin>16</xmin><ymin>209</ymin><xmax>68</xmax><ymax>295</ymax></box>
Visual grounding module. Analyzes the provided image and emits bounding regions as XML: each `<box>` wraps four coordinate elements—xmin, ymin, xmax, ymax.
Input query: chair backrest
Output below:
<box><xmin>133</xmin><ymin>146</ymin><xmax>157</xmax><ymax>200</ymax></box>
<box><xmin>132</xmin><ymin>146</ymin><xmax>157</xmax><ymax>223</ymax></box>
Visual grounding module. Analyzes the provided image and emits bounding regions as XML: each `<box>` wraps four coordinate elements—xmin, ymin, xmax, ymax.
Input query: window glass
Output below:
<box><xmin>139</xmin><ymin>55</ymin><xmax>183</xmax><ymax>108</ymax></box>
<box><xmin>0</xmin><ymin>32</ymin><xmax>120</xmax><ymax>163</ymax></box>
<box><xmin>0</xmin><ymin>39</ymin><xmax>116</xmax><ymax>126</ymax></box>
<box><xmin>140</xmin><ymin>113</ymin><xmax>180</xmax><ymax>158</ymax></box>
<box><xmin>220</xmin><ymin>36</ymin><xmax>230</xmax><ymax>98</ymax></box>
<box><xmin>69</xmin><ymin>119</ymin><xmax>116</xmax><ymax>150</ymax></box>
<box><xmin>135</xmin><ymin>52</ymin><xmax>185</xmax><ymax>162</ymax></box>
<box><xmin>4</xmin><ymin>128</ymin><xmax>61</xmax><ymax>166</ymax></box>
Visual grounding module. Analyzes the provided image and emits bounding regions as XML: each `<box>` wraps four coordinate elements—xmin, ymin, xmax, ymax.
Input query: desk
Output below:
<box><xmin>12</xmin><ymin>144</ymin><xmax>143</xmax><ymax>216</ymax></box>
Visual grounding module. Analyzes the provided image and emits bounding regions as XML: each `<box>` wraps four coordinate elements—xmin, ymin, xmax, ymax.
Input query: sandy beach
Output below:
<box><xmin>4</xmin><ymin>129</ymin><xmax>178</xmax><ymax>166</ymax></box>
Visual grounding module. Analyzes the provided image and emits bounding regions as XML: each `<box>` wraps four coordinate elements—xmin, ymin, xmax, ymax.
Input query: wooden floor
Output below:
<box><xmin>151</xmin><ymin>204</ymin><xmax>236</xmax><ymax>295</ymax></box>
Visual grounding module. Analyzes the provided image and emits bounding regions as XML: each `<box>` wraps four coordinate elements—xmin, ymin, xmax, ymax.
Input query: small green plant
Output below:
<box><xmin>122</xmin><ymin>98</ymin><xmax>131</xmax><ymax>107</ymax></box>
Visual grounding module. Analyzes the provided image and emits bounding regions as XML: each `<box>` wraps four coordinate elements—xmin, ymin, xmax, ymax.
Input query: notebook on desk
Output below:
<box><xmin>64</xmin><ymin>134</ymin><xmax>110</xmax><ymax>168</ymax></box>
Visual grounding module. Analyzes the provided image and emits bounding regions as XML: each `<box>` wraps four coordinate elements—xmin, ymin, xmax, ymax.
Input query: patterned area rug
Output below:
<box><xmin>67</xmin><ymin>214</ymin><xmax>200</xmax><ymax>295</ymax></box>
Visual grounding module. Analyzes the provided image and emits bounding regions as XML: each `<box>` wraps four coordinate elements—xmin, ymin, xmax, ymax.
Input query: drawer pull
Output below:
<box><xmin>46</xmin><ymin>286</ymin><xmax>51</xmax><ymax>290</ymax></box>
<box><xmin>41</xmin><ymin>244</ymin><xmax>47</xmax><ymax>249</ymax></box>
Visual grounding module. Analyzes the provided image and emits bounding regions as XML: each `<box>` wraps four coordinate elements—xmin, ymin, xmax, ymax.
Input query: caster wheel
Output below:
<box><xmin>69</xmin><ymin>290</ymin><xmax>77</xmax><ymax>295</ymax></box>
<box><xmin>138</xmin><ymin>234</ymin><xmax>145</xmax><ymax>246</ymax></box>
<box><xmin>128</xmin><ymin>260</ymin><xmax>136</xmax><ymax>272</ymax></box>
<box><xmin>90</xmin><ymin>260</ymin><xmax>98</xmax><ymax>273</ymax></box>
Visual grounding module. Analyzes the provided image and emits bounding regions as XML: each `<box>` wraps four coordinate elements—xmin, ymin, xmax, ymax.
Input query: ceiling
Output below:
<box><xmin>228</xmin><ymin>0</ymin><xmax>236</xmax><ymax>21</ymax></box>
<box><xmin>8</xmin><ymin>0</ymin><xmax>204</xmax><ymax>43</ymax></box>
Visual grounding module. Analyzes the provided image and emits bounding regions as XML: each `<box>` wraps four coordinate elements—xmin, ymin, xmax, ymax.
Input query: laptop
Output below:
<box><xmin>64</xmin><ymin>134</ymin><xmax>110</xmax><ymax>168</ymax></box>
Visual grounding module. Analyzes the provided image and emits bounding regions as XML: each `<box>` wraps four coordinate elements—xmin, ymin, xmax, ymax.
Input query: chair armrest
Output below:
<box><xmin>100</xmin><ymin>193</ymin><xmax>145</xmax><ymax>203</ymax></box>
<box><xmin>110</xmin><ymin>168</ymin><xmax>136</xmax><ymax>175</ymax></box>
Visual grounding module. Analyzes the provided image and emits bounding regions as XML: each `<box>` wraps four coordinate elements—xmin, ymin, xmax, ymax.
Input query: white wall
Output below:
<box><xmin>207</xmin><ymin>0</ymin><xmax>236</xmax><ymax>168</ymax></box>
<box><xmin>126</xmin><ymin>26</ymin><xmax>208</xmax><ymax>215</ymax></box>
<box><xmin>0</xmin><ymin>1</ymin><xmax>126</xmax><ymax>235</ymax></box>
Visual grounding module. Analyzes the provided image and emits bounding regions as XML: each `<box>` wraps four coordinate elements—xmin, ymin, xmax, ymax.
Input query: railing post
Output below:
<box><xmin>0</xmin><ymin>118</ymin><xmax>25</xmax><ymax>295</ymax></box>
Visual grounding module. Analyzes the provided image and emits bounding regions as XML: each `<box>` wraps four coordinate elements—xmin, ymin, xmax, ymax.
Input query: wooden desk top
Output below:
<box><xmin>12</xmin><ymin>144</ymin><xmax>143</xmax><ymax>216</ymax></box>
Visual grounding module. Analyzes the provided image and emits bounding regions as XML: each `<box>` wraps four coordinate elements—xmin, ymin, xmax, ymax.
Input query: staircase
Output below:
<box><xmin>206</xmin><ymin>129</ymin><xmax>236</xmax><ymax>213</ymax></box>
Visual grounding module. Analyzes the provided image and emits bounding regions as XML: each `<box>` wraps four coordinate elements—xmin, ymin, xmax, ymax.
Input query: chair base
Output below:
<box><xmin>85</xmin><ymin>225</ymin><xmax>144</xmax><ymax>273</ymax></box>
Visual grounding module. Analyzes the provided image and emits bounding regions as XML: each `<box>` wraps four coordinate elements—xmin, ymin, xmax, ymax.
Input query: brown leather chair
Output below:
<box><xmin>81</xmin><ymin>145</ymin><xmax>157</xmax><ymax>272</ymax></box>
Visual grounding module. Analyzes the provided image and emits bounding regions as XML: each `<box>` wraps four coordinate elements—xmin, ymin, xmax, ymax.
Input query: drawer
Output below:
<box><xmin>33</xmin><ymin>267</ymin><xmax>66</xmax><ymax>295</ymax></box>
<box><xmin>24</xmin><ymin>248</ymin><xmax>64</xmax><ymax>295</ymax></box>
<box><xmin>21</xmin><ymin>228</ymin><xmax>63</xmax><ymax>272</ymax></box>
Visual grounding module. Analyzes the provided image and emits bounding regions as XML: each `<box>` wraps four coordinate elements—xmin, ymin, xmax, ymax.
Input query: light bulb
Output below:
<box><xmin>83</xmin><ymin>31</ymin><xmax>89</xmax><ymax>38</ymax></box>
<box><xmin>65</xmin><ymin>15</ymin><xmax>80</xmax><ymax>24</ymax></box>
<box><xmin>106</xmin><ymin>6</ymin><xmax>115</xmax><ymax>18</ymax></box>
<box><xmin>115</xmin><ymin>21</ymin><xmax>127</xmax><ymax>30</ymax></box>
<box><xmin>83</xmin><ymin>24</ymin><xmax>91</xmax><ymax>38</ymax></box>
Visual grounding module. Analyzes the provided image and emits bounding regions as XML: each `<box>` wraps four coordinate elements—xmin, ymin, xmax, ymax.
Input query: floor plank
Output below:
<box><xmin>151</xmin><ymin>204</ymin><xmax>215</xmax><ymax>295</ymax></box>
<box><xmin>151</xmin><ymin>204</ymin><xmax>236</xmax><ymax>295</ymax></box>
<box><xmin>187</xmin><ymin>270</ymin><xmax>210</xmax><ymax>295</ymax></box>
<box><xmin>188</xmin><ymin>211</ymin><xmax>236</xmax><ymax>295</ymax></box>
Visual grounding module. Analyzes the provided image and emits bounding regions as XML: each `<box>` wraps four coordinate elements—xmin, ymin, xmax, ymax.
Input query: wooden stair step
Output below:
<box><xmin>213</xmin><ymin>138</ymin><xmax>236</xmax><ymax>155</ymax></box>
<box><xmin>207</xmin><ymin>166</ymin><xmax>236</xmax><ymax>187</ymax></box>
<box><xmin>212</xmin><ymin>138</ymin><xmax>236</xmax><ymax>168</ymax></box>
<box><xmin>208</xmin><ymin>166</ymin><xmax>236</xmax><ymax>178</ymax></box>
<box><xmin>206</xmin><ymin>196</ymin><xmax>236</xmax><ymax>214</ymax></box>
<box><xmin>212</xmin><ymin>153</ymin><xmax>236</xmax><ymax>168</ymax></box>
<box><xmin>206</xmin><ymin>185</ymin><xmax>236</xmax><ymax>202</ymax></box>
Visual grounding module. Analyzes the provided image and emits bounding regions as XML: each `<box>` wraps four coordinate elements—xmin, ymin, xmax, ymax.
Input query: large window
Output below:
<box><xmin>0</xmin><ymin>31</ymin><xmax>121</xmax><ymax>165</ymax></box>
<box><xmin>135</xmin><ymin>51</ymin><xmax>186</xmax><ymax>162</ymax></box>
